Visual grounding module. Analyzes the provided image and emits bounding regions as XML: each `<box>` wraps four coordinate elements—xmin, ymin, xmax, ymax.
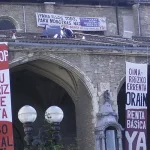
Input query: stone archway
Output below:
<box><xmin>9</xmin><ymin>53</ymin><xmax>94</xmax><ymax>98</ymax></box>
<box><xmin>0</xmin><ymin>16</ymin><xmax>20</xmax><ymax>30</ymax></box>
<box><xmin>11</xmin><ymin>69</ymin><xmax>77</xmax><ymax>150</ymax></box>
<box><xmin>9</xmin><ymin>53</ymin><xmax>95</xmax><ymax>150</ymax></box>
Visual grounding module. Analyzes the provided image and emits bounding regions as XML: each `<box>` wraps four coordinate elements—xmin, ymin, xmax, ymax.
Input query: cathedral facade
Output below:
<box><xmin>0</xmin><ymin>1</ymin><xmax>149</xmax><ymax>150</ymax></box>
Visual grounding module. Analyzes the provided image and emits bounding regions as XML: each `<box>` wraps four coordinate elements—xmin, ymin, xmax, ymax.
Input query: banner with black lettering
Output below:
<box><xmin>125</xmin><ymin>62</ymin><xmax>147</xmax><ymax>150</ymax></box>
<box><xmin>36</xmin><ymin>12</ymin><xmax>107</xmax><ymax>31</ymax></box>
<box><xmin>0</xmin><ymin>43</ymin><xmax>14</xmax><ymax>150</ymax></box>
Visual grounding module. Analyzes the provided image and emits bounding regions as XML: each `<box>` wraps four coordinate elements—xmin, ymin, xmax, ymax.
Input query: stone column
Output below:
<box><xmin>95</xmin><ymin>134</ymin><xmax>100</xmax><ymax>150</ymax></box>
<box><xmin>100</xmin><ymin>131</ymin><xmax>105</xmax><ymax>150</ymax></box>
<box><xmin>95</xmin><ymin>90</ymin><xmax>123</xmax><ymax>150</ymax></box>
<box><xmin>132</xmin><ymin>4</ymin><xmax>141</xmax><ymax>36</ymax></box>
<box><xmin>117</xmin><ymin>132</ymin><xmax>123</xmax><ymax>150</ymax></box>
<box><xmin>44</xmin><ymin>2</ymin><xmax>55</xmax><ymax>13</ymax></box>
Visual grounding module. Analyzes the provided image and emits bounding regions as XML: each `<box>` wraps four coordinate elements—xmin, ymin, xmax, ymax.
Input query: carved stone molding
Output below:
<box><xmin>9</xmin><ymin>53</ymin><xmax>95</xmax><ymax>99</ymax></box>
<box><xmin>95</xmin><ymin>90</ymin><xmax>123</xmax><ymax>150</ymax></box>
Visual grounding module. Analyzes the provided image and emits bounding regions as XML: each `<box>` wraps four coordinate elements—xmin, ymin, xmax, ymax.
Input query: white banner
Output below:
<box><xmin>36</xmin><ymin>12</ymin><xmax>107</xmax><ymax>31</ymax></box>
<box><xmin>125</xmin><ymin>62</ymin><xmax>147</xmax><ymax>150</ymax></box>
<box><xmin>0</xmin><ymin>42</ymin><xmax>14</xmax><ymax>150</ymax></box>
<box><xmin>126</xmin><ymin>62</ymin><xmax>147</xmax><ymax>109</ymax></box>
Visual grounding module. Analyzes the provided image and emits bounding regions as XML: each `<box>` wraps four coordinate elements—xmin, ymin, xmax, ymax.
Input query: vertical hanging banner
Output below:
<box><xmin>0</xmin><ymin>43</ymin><xmax>14</xmax><ymax>150</ymax></box>
<box><xmin>125</xmin><ymin>62</ymin><xmax>147</xmax><ymax>150</ymax></box>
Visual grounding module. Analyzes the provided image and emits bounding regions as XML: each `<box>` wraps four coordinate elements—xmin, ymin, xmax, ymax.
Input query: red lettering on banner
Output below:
<box><xmin>3</xmin><ymin>84</ymin><xmax>9</xmax><ymax>94</ymax></box>
<box><xmin>0</xmin><ymin>96</ymin><xmax>6</xmax><ymax>106</ymax></box>
<box><xmin>0</xmin><ymin>84</ymin><xmax>9</xmax><ymax>95</ymax></box>
<box><xmin>0</xmin><ymin>43</ymin><xmax>14</xmax><ymax>150</ymax></box>
<box><xmin>2</xmin><ymin>109</ymin><xmax>7</xmax><ymax>119</ymax></box>
<box><xmin>0</xmin><ymin>73</ymin><xmax>4</xmax><ymax>83</ymax></box>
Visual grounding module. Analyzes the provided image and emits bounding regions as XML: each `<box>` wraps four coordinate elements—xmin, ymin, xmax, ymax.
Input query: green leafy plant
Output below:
<box><xmin>24</xmin><ymin>113</ymin><xmax>79</xmax><ymax>150</ymax></box>
<box><xmin>67</xmin><ymin>138</ymin><xmax>80</xmax><ymax>150</ymax></box>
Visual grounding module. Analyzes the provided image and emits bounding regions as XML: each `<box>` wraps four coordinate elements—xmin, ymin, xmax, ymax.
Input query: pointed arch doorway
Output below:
<box><xmin>10</xmin><ymin>58</ymin><xmax>95</xmax><ymax>150</ymax></box>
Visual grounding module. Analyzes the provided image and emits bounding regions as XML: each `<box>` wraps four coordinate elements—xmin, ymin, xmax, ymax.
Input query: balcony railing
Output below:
<box><xmin>0</xmin><ymin>30</ymin><xmax>150</xmax><ymax>47</ymax></box>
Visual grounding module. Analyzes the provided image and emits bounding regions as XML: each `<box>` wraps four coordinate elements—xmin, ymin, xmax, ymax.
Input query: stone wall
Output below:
<box><xmin>54</xmin><ymin>4</ymin><xmax>119</xmax><ymax>35</ymax></box>
<box><xmin>1</xmin><ymin>2</ymin><xmax>150</xmax><ymax>36</ymax></box>
<box><xmin>0</xmin><ymin>3</ymin><xmax>150</xmax><ymax>36</ymax></box>
<box><xmin>0</xmin><ymin>3</ymin><xmax>44</xmax><ymax>33</ymax></box>
<box><xmin>9</xmin><ymin>44</ymin><xmax>150</xmax><ymax>116</ymax></box>
<box><xmin>9</xmin><ymin>43</ymin><xmax>150</xmax><ymax>150</ymax></box>
<box><xmin>118</xmin><ymin>7</ymin><xmax>134</xmax><ymax>35</ymax></box>
<box><xmin>2</xmin><ymin>1</ymin><xmax>150</xmax><ymax>149</ymax></box>
<box><xmin>139</xmin><ymin>4</ymin><xmax>150</xmax><ymax>36</ymax></box>
<box><xmin>0</xmin><ymin>3</ymin><xmax>134</xmax><ymax>35</ymax></box>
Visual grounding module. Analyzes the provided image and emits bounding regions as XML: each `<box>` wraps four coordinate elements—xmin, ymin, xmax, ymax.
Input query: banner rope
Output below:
<box><xmin>109</xmin><ymin>54</ymin><xmax>111</xmax><ymax>89</ymax></box>
<box><xmin>147</xmin><ymin>46</ymin><xmax>149</xmax><ymax>64</ymax></box>
<box><xmin>124</xmin><ymin>46</ymin><xmax>127</xmax><ymax>62</ymax></box>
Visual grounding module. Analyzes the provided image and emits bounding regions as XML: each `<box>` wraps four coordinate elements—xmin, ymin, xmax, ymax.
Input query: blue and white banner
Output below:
<box><xmin>36</xmin><ymin>12</ymin><xmax>106</xmax><ymax>31</ymax></box>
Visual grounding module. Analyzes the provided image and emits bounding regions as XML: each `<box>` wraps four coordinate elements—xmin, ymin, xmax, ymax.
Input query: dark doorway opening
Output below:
<box><xmin>0</xmin><ymin>19</ymin><xmax>16</xmax><ymax>30</ymax></box>
<box><xmin>10</xmin><ymin>69</ymin><xmax>77</xmax><ymax>150</ymax></box>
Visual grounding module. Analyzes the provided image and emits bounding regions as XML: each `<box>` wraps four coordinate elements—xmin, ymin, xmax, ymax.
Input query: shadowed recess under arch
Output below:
<box><xmin>11</xmin><ymin>69</ymin><xmax>77</xmax><ymax>150</ymax></box>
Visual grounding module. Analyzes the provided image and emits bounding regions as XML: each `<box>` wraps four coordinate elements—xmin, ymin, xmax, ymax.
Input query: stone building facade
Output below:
<box><xmin>0</xmin><ymin>2</ymin><xmax>149</xmax><ymax>36</ymax></box>
<box><xmin>9</xmin><ymin>41</ymin><xmax>150</xmax><ymax>150</ymax></box>
<box><xmin>0</xmin><ymin>1</ymin><xmax>150</xmax><ymax>150</ymax></box>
